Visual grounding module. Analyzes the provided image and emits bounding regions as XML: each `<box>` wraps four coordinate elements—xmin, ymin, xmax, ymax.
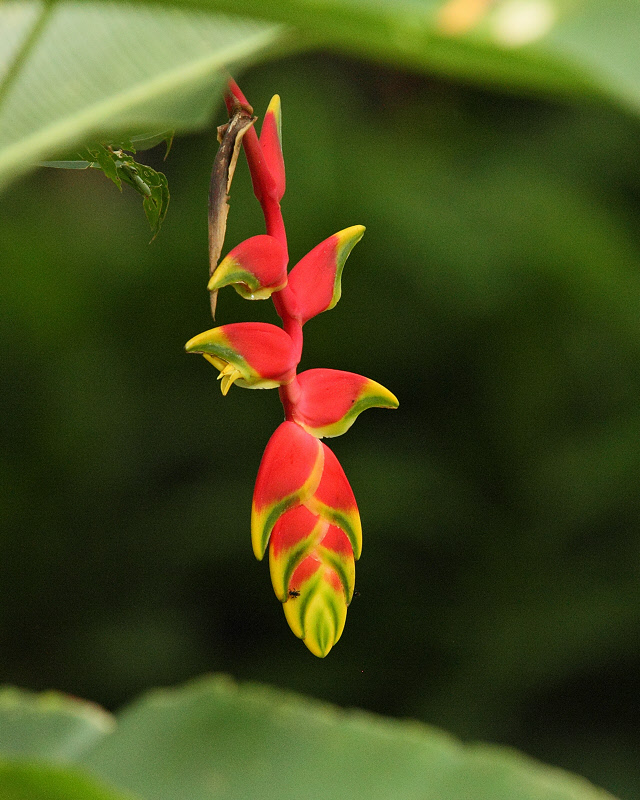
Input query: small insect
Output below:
<box><xmin>353</xmin><ymin>590</ymin><xmax>360</xmax><ymax>598</ymax></box>
<box><xmin>288</xmin><ymin>589</ymin><xmax>300</xmax><ymax>598</ymax></box>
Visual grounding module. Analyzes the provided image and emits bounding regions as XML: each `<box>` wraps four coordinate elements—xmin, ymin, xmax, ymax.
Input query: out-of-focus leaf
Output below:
<box><xmin>4</xmin><ymin>0</ymin><xmax>640</xmax><ymax>197</ymax></box>
<box><xmin>5</xmin><ymin>680</ymin><xmax>618</xmax><ymax>800</ymax></box>
<box><xmin>79</xmin><ymin>675</ymin><xmax>619</xmax><ymax>800</ymax></box>
<box><xmin>0</xmin><ymin>688</ymin><xmax>113</xmax><ymax>762</ymax></box>
<box><xmin>161</xmin><ymin>0</ymin><xmax>640</xmax><ymax>115</ymax></box>
<box><xmin>0</xmin><ymin>1</ymin><xmax>282</xmax><ymax>190</ymax></box>
<box><xmin>0</xmin><ymin>761</ymin><xmax>136</xmax><ymax>800</ymax></box>
<box><xmin>42</xmin><ymin>134</ymin><xmax>173</xmax><ymax>235</ymax></box>
<box><xmin>129</xmin><ymin>131</ymin><xmax>174</xmax><ymax>156</ymax></box>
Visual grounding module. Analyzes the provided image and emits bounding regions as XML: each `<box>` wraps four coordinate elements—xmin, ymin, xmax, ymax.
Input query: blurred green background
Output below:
<box><xmin>1</xmin><ymin>52</ymin><xmax>639</xmax><ymax>798</ymax></box>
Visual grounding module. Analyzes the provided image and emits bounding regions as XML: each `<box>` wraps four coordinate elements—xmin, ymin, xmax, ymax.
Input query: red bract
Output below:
<box><xmin>259</xmin><ymin>95</ymin><xmax>285</xmax><ymax>202</ymax></box>
<box><xmin>186</xmin><ymin>82</ymin><xmax>398</xmax><ymax>656</ymax></box>
<box><xmin>207</xmin><ymin>234</ymin><xmax>288</xmax><ymax>300</ymax></box>
<box><xmin>293</xmin><ymin>368</ymin><xmax>399</xmax><ymax>438</ymax></box>
<box><xmin>251</xmin><ymin>422</ymin><xmax>324</xmax><ymax>560</ymax></box>
<box><xmin>287</xmin><ymin>226</ymin><xmax>365</xmax><ymax>324</ymax></box>
<box><xmin>185</xmin><ymin>323</ymin><xmax>298</xmax><ymax>393</ymax></box>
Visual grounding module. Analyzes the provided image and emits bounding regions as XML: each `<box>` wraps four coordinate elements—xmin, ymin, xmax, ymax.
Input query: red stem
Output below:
<box><xmin>231</xmin><ymin>80</ymin><xmax>302</xmax><ymax>418</ymax></box>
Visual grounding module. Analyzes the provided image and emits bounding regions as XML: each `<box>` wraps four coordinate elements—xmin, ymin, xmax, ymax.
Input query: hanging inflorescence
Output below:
<box><xmin>186</xmin><ymin>80</ymin><xmax>398</xmax><ymax>657</ymax></box>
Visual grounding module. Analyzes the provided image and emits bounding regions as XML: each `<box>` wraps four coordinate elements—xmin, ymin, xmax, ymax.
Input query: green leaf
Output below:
<box><xmin>39</xmin><ymin>160</ymin><xmax>93</xmax><ymax>169</ymax></box>
<box><xmin>0</xmin><ymin>761</ymin><xmax>137</xmax><ymax>800</ymax></box>
<box><xmin>72</xmin><ymin>143</ymin><xmax>170</xmax><ymax>236</ymax></box>
<box><xmin>129</xmin><ymin>131</ymin><xmax>174</xmax><ymax>157</ymax></box>
<box><xmin>159</xmin><ymin>0</ymin><xmax>640</xmax><ymax>114</ymax></box>
<box><xmin>0</xmin><ymin>1</ymin><xmax>283</xmax><ymax>190</ymax></box>
<box><xmin>141</xmin><ymin>164</ymin><xmax>170</xmax><ymax>239</ymax></box>
<box><xmin>0</xmin><ymin>687</ymin><xmax>114</xmax><ymax>762</ymax></box>
<box><xmin>77</xmin><ymin>675</ymin><xmax>618</xmax><ymax>800</ymax></box>
<box><xmin>87</xmin><ymin>144</ymin><xmax>123</xmax><ymax>189</ymax></box>
<box><xmin>43</xmin><ymin>140</ymin><xmax>172</xmax><ymax>236</ymax></box>
<box><xmin>4</xmin><ymin>1</ymin><xmax>640</xmax><ymax>196</ymax></box>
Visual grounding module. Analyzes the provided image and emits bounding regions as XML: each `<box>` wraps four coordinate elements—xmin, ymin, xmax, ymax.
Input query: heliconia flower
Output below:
<box><xmin>269</xmin><ymin>505</ymin><xmax>355</xmax><ymax>657</ymax></box>
<box><xmin>286</xmin><ymin>226</ymin><xmax>366</xmax><ymax>324</ymax></box>
<box><xmin>208</xmin><ymin>234</ymin><xmax>288</xmax><ymax>299</ymax></box>
<box><xmin>251</xmin><ymin>422</ymin><xmax>324</xmax><ymax>560</ymax></box>
<box><xmin>259</xmin><ymin>95</ymin><xmax>285</xmax><ymax>202</ymax></box>
<box><xmin>184</xmin><ymin>322</ymin><xmax>298</xmax><ymax>394</ymax></box>
<box><xmin>292</xmin><ymin>368</ymin><xmax>399</xmax><ymax>438</ymax></box>
<box><xmin>194</xmin><ymin>81</ymin><xmax>398</xmax><ymax>656</ymax></box>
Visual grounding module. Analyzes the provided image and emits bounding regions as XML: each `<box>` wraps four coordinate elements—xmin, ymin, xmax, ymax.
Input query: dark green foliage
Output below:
<box><xmin>44</xmin><ymin>136</ymin><xmax>171</xmax><ymax>239</ymax></box>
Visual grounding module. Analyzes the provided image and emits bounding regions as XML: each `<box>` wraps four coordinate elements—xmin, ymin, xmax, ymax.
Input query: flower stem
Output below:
<box><xmin>231</xmin><ymin>79</ymin><xmax>303</xmax><ymax>414</ymax></box>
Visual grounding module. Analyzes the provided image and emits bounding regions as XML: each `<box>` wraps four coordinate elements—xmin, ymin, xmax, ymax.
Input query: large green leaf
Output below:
<box><xmin>0</xmin><ymin>687</ymin><xmax>113</xmax><ymax>762</ymax></box>
<box><xmin>0</xmin><ymin>761</ymin><xmax>136</xmax><ymax>800</ymax></box>
<box><xmin>76</xmin><ymin>675</ymin><xmax>618</xmax><ymax>800</ymax></box>
<box><xmin>131</xmin><ymin>0</ymin><xmax>640</xmax><ymax>112</ymax></box>
<box><xmin>0</xmin><ymin>679</ymin><xmax>621</xmax><ymax>799</ymax></box>
<box><xmin>0</xmin><ymin>1</ymin><xmax>282</xmax><ymax>189</ymax></box>
<box><xmin>3</xmin><ymin>1</ymin><xmax>640</xmax><ymax>195</ymax></box>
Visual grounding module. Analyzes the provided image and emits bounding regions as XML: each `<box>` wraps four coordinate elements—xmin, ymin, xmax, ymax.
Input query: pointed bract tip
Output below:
<box><xmin>337</xmin><ymin>224</ymin><xmax>365</xmax><ymax>243</ymax></box>
<box><xmin>265</xmin><ymin>94</ymin><xmax>282</xmax><ymax>144</ymax></box>
<box><xmin>282</xmin><ymin>566</ymin><xmax>348</xmax><ymax>658</ymax></box>
<box><xmin>326</xmin><ymin>225</ymin><xmax>366</xmax><ymax>311</ymax></box>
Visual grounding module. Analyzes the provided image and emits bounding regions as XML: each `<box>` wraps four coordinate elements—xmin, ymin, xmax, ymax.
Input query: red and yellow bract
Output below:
<box><xmin>186</xmin><ymin>81</ymin><xmax>398</xmax><ymax>656</ymax></box>
<box><xmin>208</xmin><ymin>234</ymin><xmax>288</xmax><ymax>300</ymax></box>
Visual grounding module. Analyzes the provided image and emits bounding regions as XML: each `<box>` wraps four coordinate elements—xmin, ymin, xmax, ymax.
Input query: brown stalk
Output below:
<box><xmin>208</xmin><ymin>100</ymin><xmax>256</xmax><ymax>319</ymax></box>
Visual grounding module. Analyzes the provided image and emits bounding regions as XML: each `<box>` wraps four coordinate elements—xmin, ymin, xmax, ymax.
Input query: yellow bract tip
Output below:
<box><xmin>266</xmin><ymin>94</ymin><xmax>282</xmax><ymax>142</ymax></box>
<box><xmin>336</xmin><ymin>224</ymin><xmax>366</xmax><ymax>247</ymax></box>
<box><xmin>370</xmin><ymin>382</ymin><xmax>399</xmax><ymax>409</ymax></box>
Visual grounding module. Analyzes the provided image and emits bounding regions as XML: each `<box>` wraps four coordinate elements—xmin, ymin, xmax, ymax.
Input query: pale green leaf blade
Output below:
<box><xmin>80</xmin><ymin>675</ymin><xmax>618</xmax><ymax>800</ymax></box>
<box><xmin>0</xmin><ymin>688</ymin><xmax>114</xmax><ymax>763</ymax></box>
<box><xmin>0</xmin><ymin>761</ymin><xmax>138</xmax><ymax>800</ymax></box>
<box><xmin>0</xmin><ymin>1</ymin><xmax>282</xmax><ymax>190</ymax></box>
<box><xmin>0</xmin><ymin>2</ymin><xmax>44</xmax><ymax>83</ymax></box>
<box><xmin>39</xmin><ymin>160</ymin><xmax>93</xmax><ymax>169</ymax></box>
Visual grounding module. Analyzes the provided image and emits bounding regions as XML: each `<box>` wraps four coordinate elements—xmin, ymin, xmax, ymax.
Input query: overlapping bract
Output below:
<box><xmin>256</xmin><ymin>425</ymin><xmax>359</xmax><ymax>658</ymax></box>
<box><xmin>270</xmin><ymin>507</ymin><xmax>355</xmax><ymax>658</ymax></box>
<box><xmin>186</xmin><ymin>85</ymin><xmax>397</xmax><ymax>656</ymax></box>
